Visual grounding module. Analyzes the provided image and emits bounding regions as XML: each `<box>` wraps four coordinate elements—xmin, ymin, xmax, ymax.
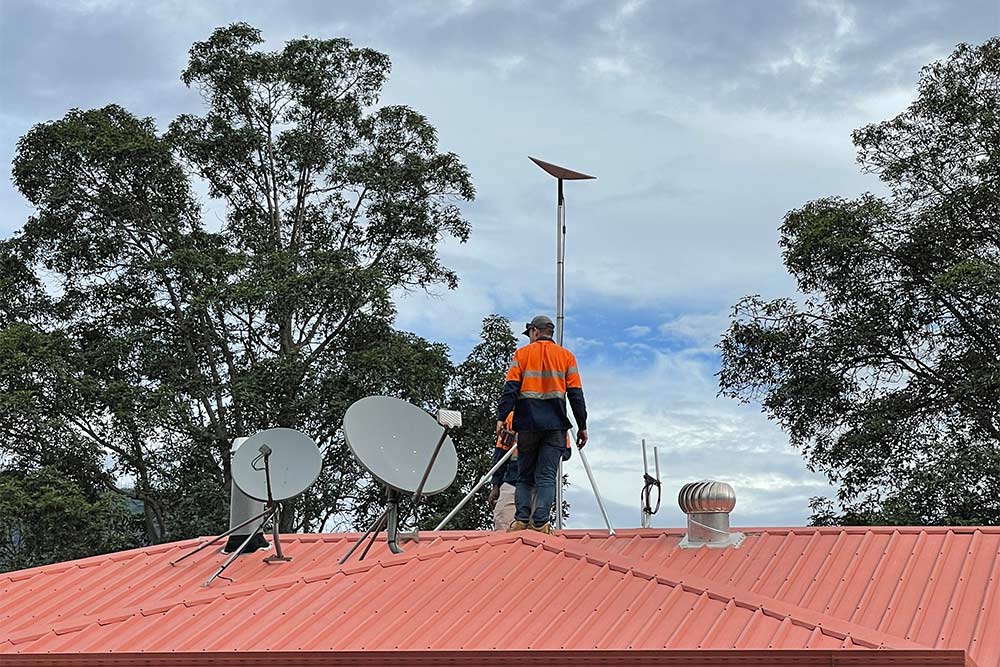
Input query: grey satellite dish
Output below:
<box><xmin>340</xmin><ymin>396</ymin><xmax>462</xmax><ymax>564</ymax></box>
<box><xmin>171</xmin><ymin>427</ymin><xmax>321</xmax><ymax>587</ymax></box>
<box><xmin>344</xmin><ymin>396</ymin><xmax>458</xmax><ymax>495</ymax></box>
<box><xmin>232</xmin><ymin>428</ymin><xmax>322</xmax><ymax>502</ymax></box>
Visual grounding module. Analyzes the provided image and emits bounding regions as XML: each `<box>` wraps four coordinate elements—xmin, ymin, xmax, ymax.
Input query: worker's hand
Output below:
<box><xmin>488</xmin><ymin>486</ymin><xmax>500</xmax><ymax>509</ymax></box>
<box><xmin>577</xmin><ymin>429</ymin><xmax>588</xmax><ymax>448</ymax></box>
<box><xmin>496</xmin><ymin>421</ymin><xmax>505</xmax><ymax>437</ymax></box>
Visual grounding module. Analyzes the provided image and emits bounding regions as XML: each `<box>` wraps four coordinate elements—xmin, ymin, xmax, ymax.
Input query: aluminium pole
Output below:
<box><xmin>556</xmin><ymin>178</ymin><xmax>565</xmax><ymax>530</ymax></box>
<box><xmin>528</xmin><ymin>157</ymin><xmax>605</xmax><ymax>533</ymax></box>
<box><xmin>556</xmin><ymin>176</ymin><xmax>615</xmax><ymax>536</ymax></box>
<box><xmin>556</xmin><ymin>178</ymin><xmax>566</xmax><ymax>346</ymax></box>
<box><xmin>641</xmin><ymin>439</ymin><xmax>649</xmax><ymax>527</ymax></box>
<box><xmin>576</xmin><ymin>439</ymin><xmax>615</xmax><ymax>535</ymax></box>
<box><xmin>433</xmin><ymin>443</ymin><xmax>518</xmax><ymax>531</ymax></box>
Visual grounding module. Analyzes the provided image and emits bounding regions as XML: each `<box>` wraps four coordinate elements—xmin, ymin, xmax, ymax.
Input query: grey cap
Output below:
<box><xmin>522</xmin><ymin>315</ymin><xmax>555</xmax><ymax>336</ymax></box>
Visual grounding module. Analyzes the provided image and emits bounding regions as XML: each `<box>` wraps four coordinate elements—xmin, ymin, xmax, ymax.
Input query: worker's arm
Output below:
<box><xmin>565</xmin><ymin>353</ymin><xmax>588</xmax><ymax>431</ymax></box>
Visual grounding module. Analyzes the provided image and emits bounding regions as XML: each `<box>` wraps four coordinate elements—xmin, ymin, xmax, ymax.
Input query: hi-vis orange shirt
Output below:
<box><xmin>497</xmin><ymin>337</ymin><xmax>587</xmax><ymax>432</ymax></box>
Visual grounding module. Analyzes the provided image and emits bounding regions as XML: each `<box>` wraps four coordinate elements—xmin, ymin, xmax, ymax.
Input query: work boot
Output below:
<box><xmin>508</xmin><ymin>520</ymin><xmax>528</xmax><ymax>532</ymax></box>
<box><xmin>529</xmin><ymin>522</ymin><xmax>552</xmax><ymax>534</ymax></box>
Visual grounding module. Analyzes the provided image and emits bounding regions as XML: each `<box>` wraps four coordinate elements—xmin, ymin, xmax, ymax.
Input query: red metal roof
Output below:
<box><xmin>2</xmin><ymin>526</ymin><xmax>997</xmax><ymax>666</ymax></box>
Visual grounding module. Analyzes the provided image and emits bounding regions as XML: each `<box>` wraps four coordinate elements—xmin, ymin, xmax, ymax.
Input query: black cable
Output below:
<box><xmin>641</xmin><ymin>473</ymin><xmax>661</xmax><ymax>517</ymax></box>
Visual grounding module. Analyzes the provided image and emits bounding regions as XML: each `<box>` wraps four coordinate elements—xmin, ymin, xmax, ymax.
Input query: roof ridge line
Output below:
<box><xmin>3</xmin><ymin>532</ymin><xmax>516</xmax><ymax>647</ymax></box>
<box><xmin>7</xmin><ymin>526</ymin><xmax>998</xmax><ymax>585</ymax></box>
<box><xmin>517</xmin><ymin>532</ymin><xmax>932</xmax><ymax>652</ymax></box>
<box><xmin>0</xmin><ymin>538</ymin><xmax>209</xmax><ymax>583</ymax></box>
<box><xmin>0</xmin><ymin>531</ymin><xmax>494</xmax><ymax>584</ymax></box>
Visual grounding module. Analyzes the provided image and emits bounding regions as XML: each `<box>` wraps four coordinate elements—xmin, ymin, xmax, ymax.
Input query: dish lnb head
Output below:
<box><xmin>436</xmin><ymin>409</ymin><xmax>462</xmax><ymax>429</ymax></box>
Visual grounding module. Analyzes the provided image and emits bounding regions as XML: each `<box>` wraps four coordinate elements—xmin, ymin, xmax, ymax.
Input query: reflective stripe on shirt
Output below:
<box><xmin>518</xmin><ymin>390</ymin><xmax>567</xmax><ymax>400</ymax></box>
<box><xmin>522</xmin><ymin>370</ymin><xmax>566</xmax><ymax>379</ymax></box>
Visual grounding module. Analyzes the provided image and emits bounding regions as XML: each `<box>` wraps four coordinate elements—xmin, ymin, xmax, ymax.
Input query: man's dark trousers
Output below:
<box><xmin>514</xmin><ymin>430</ymin><xmax>565</xmax><ymax>526</ymax></box>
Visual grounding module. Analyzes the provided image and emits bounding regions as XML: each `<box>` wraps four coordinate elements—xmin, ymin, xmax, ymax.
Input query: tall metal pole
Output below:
<box><xmin>529</xmin><ymin>157</ymin><xmax>613</xmax><ymax>536</ymax></box>
<box><xmin>556</xmin><ymin>178</ymin><xmax>566</xmax><ymax>345</ymax></box>
<box><xmin>555</xmin><ymin>178</ymin><xmax>565</xmax><ymax>529</ymax></box>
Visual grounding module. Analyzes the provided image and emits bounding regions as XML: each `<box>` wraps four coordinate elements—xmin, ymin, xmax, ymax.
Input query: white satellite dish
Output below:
<box><xmin>339</xmin><ymin>396</ymin><xmax>461</xmax><ymax>563</ymax></box>
<box><xmin>232</xmin><ymin>428</ymin><xmax>321</xmax><ymax>502</ymax></box>
<box><xmin>344</xmin><ymin>396</ymin><xmax>458</xmax><ymax>495</ymax></box>
<box><xmin>171</xmin><ymin>427</ymin><xmax>321</xmax><ymax>587</ymax></box>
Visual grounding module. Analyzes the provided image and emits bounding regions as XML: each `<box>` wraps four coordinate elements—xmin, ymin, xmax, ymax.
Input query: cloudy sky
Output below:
<box><xmin>2</xmin><ymin>0</ymin><xmax>997</xmax><ymax>529</ymax></box>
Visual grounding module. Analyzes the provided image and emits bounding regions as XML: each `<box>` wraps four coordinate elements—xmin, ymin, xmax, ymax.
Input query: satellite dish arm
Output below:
<box><xmin>411</xmin><ymin>427</ymin><xmax>449</xmax><ymax>510</ymax></box>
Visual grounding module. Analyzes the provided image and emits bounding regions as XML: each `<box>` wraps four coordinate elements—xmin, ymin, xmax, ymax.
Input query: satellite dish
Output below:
<box><xmin>172</xmin><ymin>427</ymin><xmax>320</xmax><ymax>586</ymax></box>
<box><xmin>232</xmin><ymin>428</ymin><xmax>321</xmax><ymax>502</ymax></box>
<box><xmin>344</xmin><ymin>396</ymin><xmax>458</xmax><ymax>495</ymax></box>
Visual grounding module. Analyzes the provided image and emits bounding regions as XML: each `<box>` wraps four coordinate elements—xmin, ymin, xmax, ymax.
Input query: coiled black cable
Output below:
<box><xmin>641</xmin><ymin>472</ymin><xmax>661</xmax><ymax>518</ymax></box>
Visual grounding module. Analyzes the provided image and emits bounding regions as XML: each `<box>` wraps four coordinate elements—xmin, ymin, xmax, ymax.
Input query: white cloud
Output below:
<box><xmin>600</xmin><ymin>0</ymin><xmax>647</xmax><ymax>33</ymax></box>
<box><xmin>583</xmin><ymin>56</ymin><xmax>632</xmax><ymax>79</ymax></box>
<box><xmin>562</xmin><ymin>344</ymin><xmax>830</xmax><ymax>529</ymax></box>
<box><xmin>625</xmin><ymin>325</ymin><xmax>650</xmax><ymax>337</ymax></box>
<box><xmin>658</xmin><ymin>312</ymin><xmax>730</xmax><ymax>347</ymax></box>
<box><xmin>489</xmin><ymin>54</ymin><xmax>525</xmax><ymax>77</ymax></box>
<box><xmin>810</xmin><ymin>0</ymin><xmax>857</xmax><ymax>39</ymax></box>
<box><xmin>757</xmin><ymin>0</ymin><xmax>858</xmax><ymax>88</ymax></box>
<box><xmin>761</xmin><ymin>47</ymin><xmax>838</xmax><ymax>86</ymax></box>
<box><xmin>566</xmin><ymin>336</ymin><xmax>603</xmax><ymax>351</ymax></box>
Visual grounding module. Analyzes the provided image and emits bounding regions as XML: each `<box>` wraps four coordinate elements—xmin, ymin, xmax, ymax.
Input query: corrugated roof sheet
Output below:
<box><xmin>2</xmin><ymin>526</ymin><xmax>997</xmax><ymax>665</ymax></box>
<box><xmin>566</xmin><ymin>526</ymin><xmax>1000</xmax><ymax>664</ymax></box>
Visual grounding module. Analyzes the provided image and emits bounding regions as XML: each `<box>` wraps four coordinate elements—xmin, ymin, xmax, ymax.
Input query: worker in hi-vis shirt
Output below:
<box><xmin>489</xmin><ymin>413</ymin><xmax>519</xmax><ymax>530</ymax></box>
<box><xmin>496</xmin><ymin>314</ymin><xmax>588</xmax><ymax>533</ymax></box>
<box><xmin>490</xmin><ymin>411</ymin><xmax>572</xmax><ymax>531</ymax></box>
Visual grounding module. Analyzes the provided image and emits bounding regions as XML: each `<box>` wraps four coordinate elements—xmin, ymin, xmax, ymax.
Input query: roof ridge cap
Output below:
<box><xmin>3</xmin><ymin>532</ymin><xmax>516</xmax><ymax>646</ymax></box>
<box><xmin>0</xmin><ymin>537</ymin><xmax>210</xmax><ymax>583</ymax></box>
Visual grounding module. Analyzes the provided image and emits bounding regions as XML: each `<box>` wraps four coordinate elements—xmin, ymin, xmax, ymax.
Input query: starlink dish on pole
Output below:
<box><xmin>529</xmin><ymin>156</ymin><xmax>595</xmax><ymax>348</ymax></box>
<box><xmin>529</xmin><ymin>156</ymin><xmax>613</xmax><ymax>536</ymax></box>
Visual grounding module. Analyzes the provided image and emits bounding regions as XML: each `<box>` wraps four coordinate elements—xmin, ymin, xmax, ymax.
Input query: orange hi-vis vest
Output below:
<box><xmin>508</xmin><ymin>340</ymin><xmax>581</xmax><ymax>400</ymax></box>
<box><xmin>497</xmin><ymin>338</ymin><xmax>587</xmax><ymax>432</ymax></box>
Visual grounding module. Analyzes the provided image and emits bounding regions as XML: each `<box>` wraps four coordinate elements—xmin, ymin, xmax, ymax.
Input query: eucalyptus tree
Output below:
<box><xmin>719</xmin><ymin>40</ymin><xmax>1000</xmax><ymax>525</ymax></box>
<box><xmin>2</xmin><ymin>23</ymin><xmax>474</xmax><ymax>542</ymax></box>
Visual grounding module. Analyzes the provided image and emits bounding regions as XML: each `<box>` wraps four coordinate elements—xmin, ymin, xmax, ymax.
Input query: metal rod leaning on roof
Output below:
<box><xmin>203</xmin><ymin>505</ymin><xmax>277</xmax><ymax>587</ymax></box>
<box><xmin>339</xmin><ymin>506</ymin><xmax>389</xmax><ymax>565</ymax></box>
<box><xmin>433</xmin><ymin>443</ymin><xmax>518</xmax><ymax>532</ymax></box>
<box><xmin>572</xmin><ymin>426</ymin><xmax>616</xmax><ymax>536</ymax></box>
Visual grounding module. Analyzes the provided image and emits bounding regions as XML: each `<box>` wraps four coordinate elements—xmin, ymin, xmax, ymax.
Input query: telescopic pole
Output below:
<box><xmin>556</xmin><ymin>178</ymin><xmax>565</xmax><ymax>529</ymax></box>
<box><xmin>529</xmin><ymin>157</ymin><xmax>612</xmax><ymax>536</ymax></box>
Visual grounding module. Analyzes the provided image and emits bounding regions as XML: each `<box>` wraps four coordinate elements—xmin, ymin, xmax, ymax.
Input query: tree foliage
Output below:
<box><xmin>0</xmin><ymin>22</ymin><xmax>476</xmax><ymax>564</ymax></box>
<box><xmin>719</xmin><ymin>39</ymin><xmax>1000</xmax><ymax>525</ymax></box>
<box><xmin>0</xmin><ymin>466</ymin><xmax>144</xmax><ymax>572</ymax></box>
